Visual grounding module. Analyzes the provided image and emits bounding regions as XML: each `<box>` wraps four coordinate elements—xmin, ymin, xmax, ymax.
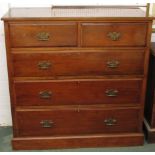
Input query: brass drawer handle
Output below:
<box><xmin>40</xmin><ymin>120</ymin><xmax>54</xmax><ymax>128</ymax></box>
<box><xmin>105</xmin><ymin>89</ymin><xmax>118</xmax><ymax>97</ymax></box>
<box><xmin>38</xmin><ymin>61</ymin><xmax>51</xmax><ymax>70</ymax></box>
<box><xmin>104</xmin><ymin>118</ymin><xmax>117</xmax><ymax>126</ymax></box>
<box><xmin>36</xmin><ymin>32</ymin><xmax>50</xmax><ymax>41</ymax></box>
<box><xmin>107</xmin><ymin>32</ymin><xmax>121</xmax><ymax>41</ymax></box>
<box><xmin>107</xmin><ymin>60</ymin><xmax>120</xmax><ymax>68</ymax></box>
<box><xmin>39</xmin><ymin>91</ymin><xmax>52</xmax><ymax>99</ymax></box>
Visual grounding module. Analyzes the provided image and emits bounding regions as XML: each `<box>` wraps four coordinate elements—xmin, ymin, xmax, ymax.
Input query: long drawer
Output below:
<box><xmin>9</xmin><ymin>22</ymin><xmax>77</xmax><ymax>47</ymax></box>
<box><xmin>14</xmin><ymin>79</ymin><xmax>142</xmax><ymax>106</ymax></box>
<box><xmin>81</xmin><ymin>23</ymin><xmax>147</xmax><ymax>47</ymax></box>
<box><xmin>16</xmin><ymin>107</ymin><xmax>140</xmax><ymax>136</ymax></box>
<box><xmin>13</xmin><ymin>49</ymin><xmax>144</xmax><ymax>77</ymax></box>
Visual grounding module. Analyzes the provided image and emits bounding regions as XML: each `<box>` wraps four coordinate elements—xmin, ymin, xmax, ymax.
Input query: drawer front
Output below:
<box><xmin>16</xmin><ymin>108</ymin><xmax>140</xmax><ymax>136</ymax></box>
<box><xmin>13</xmin><ymin>49</ymin><xmax>144</xmax><ymax>77</ymax></box>
<box><xmin>9</xmin><ymin>22</ymin><xmax>77</xmax><ymax>47</ymax></box>
<box><xmin>14</xmin><ymin>79</ymin><xmax>142</xmax><ymax>106</ymax></box>
<box><xmin>81</xmin><ymin>23</ymin><xmax>147</xmax><ymax>47</ymax></box>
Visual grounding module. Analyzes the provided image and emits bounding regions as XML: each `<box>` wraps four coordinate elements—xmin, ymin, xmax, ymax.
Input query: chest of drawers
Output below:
<box><xmin>144</xmin><ymin>42</ymin><xmax>155</xmax><ymax>143</ymax></box>
<box><xmin>2</xmin><ymin>6</ymin><xmax>153</xmax><ymax>150</ymax></box>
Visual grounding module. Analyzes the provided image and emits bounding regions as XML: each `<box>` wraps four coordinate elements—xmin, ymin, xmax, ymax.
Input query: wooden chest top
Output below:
<box><xmin>2</xmin><ymin>6</ymin><xmax>154</xmax><ymax>21</ymax></box>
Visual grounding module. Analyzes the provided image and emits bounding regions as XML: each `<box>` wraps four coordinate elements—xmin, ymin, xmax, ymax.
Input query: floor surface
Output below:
<box><xmin>0</xmin><ymin>127</ymin><xmax>155</xmax><ymax>152</ymax></box>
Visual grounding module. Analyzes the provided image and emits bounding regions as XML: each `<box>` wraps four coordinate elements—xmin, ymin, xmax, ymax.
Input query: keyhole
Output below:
<box><xmin>77</xmin><ymin>105</ymin><xmax>80</xmax><ymax>112</ymax></box>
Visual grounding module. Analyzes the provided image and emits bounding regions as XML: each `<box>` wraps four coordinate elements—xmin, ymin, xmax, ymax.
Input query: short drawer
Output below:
<box><xmin>14</xmin><ymin>79</ymin><xmax>142</xmax><ymax>106</ymax></box>
<box><xmin>16</xmin><ymin>107</ymin><xmax>140</xmax><ymax>136</ymax></box>
<box><xmin>81</xmin><ymin>23</ymin><xmax>147</xmax><ymax>47</ymax></box>
<box><xmin>13</xmin><ymin>49</ymin><xmax>144</xmax><ymax>77</ymax></box>
<box><xmin>9</xmin><ymin>22</ymin><xmax>77</xmax><ymax>47</ymax></box>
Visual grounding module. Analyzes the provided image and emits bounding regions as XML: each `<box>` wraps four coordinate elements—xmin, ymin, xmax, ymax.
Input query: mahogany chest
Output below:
<box><xmin>144</xmin><ymin>42</ymin><xmax>155</xmax><ymax>142</ymax></box>
<box><xmin>1</xmin><ymin>6</ymin><xmax>153</xmax><ymax>150</ymax></box>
